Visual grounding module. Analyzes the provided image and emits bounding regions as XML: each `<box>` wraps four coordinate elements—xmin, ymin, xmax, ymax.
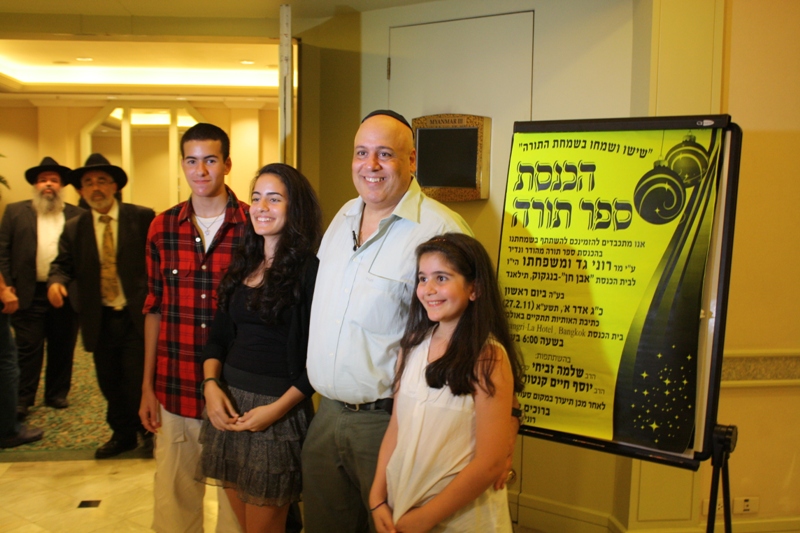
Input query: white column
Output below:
<box><xmin>279</xmin><ymin>3</ymin><xmax>294</xmax><ymax>165</ymax></box>
<box><xmin>120</xmin><ymin>107</ymin><xmax>133</xmax><ymax>203</ymax></box>
<box><xmin>229</xmin><ymin>106</ymin><xmax>261</xmax><ymax>201</ymax></box>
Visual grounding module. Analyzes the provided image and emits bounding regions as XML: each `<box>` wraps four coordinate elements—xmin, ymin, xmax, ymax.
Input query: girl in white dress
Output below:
<box><xmin>370</xmin><ymin>233</ymin><xmax>523</xmax><ymax>533</ymax></box>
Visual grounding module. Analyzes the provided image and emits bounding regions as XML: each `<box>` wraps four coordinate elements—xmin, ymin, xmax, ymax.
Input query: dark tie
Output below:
<box><xmin>99</xmin><ymin>215</ymin><xmax>120</xmax><ymax>301</ymax></box>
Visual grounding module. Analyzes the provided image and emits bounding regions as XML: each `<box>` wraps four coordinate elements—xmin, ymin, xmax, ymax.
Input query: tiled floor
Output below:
<box><xmin>0</xmin><ymin>458</ymin><xmax>542</xmax><ymax>532</ymax></box>
<box><xmin>0</xmin><ymin>458</ymin><xmax>221</xmax><ymax>532</ymax></box>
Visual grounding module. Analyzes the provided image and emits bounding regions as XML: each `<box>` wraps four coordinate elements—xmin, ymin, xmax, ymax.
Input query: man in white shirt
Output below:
<box><xmin>302</xmin><ymin>110</ymin><xmax>472</xmax><ymax>532</ymax></box>
<box><xmin>0</xmin><ymin>157</ymin><xmax>83</xmax><ymax>420</ymax></box>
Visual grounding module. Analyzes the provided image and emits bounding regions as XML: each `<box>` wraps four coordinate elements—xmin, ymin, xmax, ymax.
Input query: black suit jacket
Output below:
<box><xmin>0</xmin><ymin>200</ymin><xmax>84</xmax><ymax>309</ymax></box>
<box><xmin>48</xmin><ymin>202</ymin><xmax>155</xmax><ymax>352</ymax></box>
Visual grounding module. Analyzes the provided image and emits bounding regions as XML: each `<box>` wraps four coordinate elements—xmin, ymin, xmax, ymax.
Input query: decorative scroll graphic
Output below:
<box><xmin>615</xmin><ymin>132</ymin><xmax>719</xmax><ymax>452</ymax></box>
<box><xmin>499</xmin><ymin>128</ymin><xmax>722</xmax><ymax>453</ymax></box>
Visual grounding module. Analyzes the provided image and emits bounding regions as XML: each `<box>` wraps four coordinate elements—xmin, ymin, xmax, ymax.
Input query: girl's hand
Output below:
<box><xmin>395</xmin><ymin>507</ymin><xmax>435</xmax><ymax>533</ymax></box>
<box><xmin>231</xmin><ymin>403</ymin><xmax>281</xmax><ymax>432</ymax></box>
<box><xmin>203</xmin><ymin>381</ymin><xmax>239</xmax><ymax>431</ymax></box>
<box><xmin>372</xmin><ymin>504</ymin><xmax>396</xmax><ymax>533</ymax></box>
<box><xmin>494</xmin><ymin>397</ymin><xmax>521</xmax><ymax>490</ymax></box>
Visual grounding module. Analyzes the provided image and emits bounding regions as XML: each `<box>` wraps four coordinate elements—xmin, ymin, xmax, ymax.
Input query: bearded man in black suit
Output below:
<box><xmin>48</xmin><ymin>153</ymin><xmax>155</xmax><ymax>459</ymax></box>
<box><xmin>0</xmin><ymin>157</ymin><xmax>84</xmax><ymax>420</ymax></box>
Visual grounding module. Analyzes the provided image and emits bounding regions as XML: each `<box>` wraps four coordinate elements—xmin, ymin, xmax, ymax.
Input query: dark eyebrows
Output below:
<box><xmin>184</xmin><ymin>155</ymin><xmax>220</xmax><ymax>161</ymax></box>
<box><xmin>418</xmin><ymin>269</ymin><xmax>451</xmax><ymax>277</ymax></box>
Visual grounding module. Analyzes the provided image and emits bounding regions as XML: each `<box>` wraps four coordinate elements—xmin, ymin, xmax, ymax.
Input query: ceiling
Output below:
<box><xmin>0</xmin><ymin>0</ymin><xmax>437</xmax><ymax>101</ymax></box>
<box><xmin>0</xmin><ymin>0</ymin><xmax>433</xmax><ymax>19</ymax></box>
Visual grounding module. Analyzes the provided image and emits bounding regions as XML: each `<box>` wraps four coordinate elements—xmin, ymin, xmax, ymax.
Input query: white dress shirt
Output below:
<box><xmin>36</xmin><ymin>210</ymin><xmax>65</xmax><ymax>282</ymax></box>
<box><xmin>307</xmin><ymin>179</ymin><xmax>472</xmax><ymax>404</ymax></box>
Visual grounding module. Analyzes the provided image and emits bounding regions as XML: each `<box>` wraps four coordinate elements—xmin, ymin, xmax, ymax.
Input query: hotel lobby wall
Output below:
<box><xmin>295</xmin><ymin>10</ymin><xmax>362</xmax><ymax>227</ymax></box>
<box><xmin>0</xmin><ymin>107</ymin><xmax>39</xmax><ymax>207</ymax></box>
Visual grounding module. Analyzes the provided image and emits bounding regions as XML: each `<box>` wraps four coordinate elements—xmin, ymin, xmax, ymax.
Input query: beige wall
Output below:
<box><xmin>260</xmin><ymin>109</ymin><xmax>280</xmax><ymax>169</ymax></box>
<box><xmin>129</xmin><ymin>133</ymin><xmax>171</xmax><ymax>214</ymax></box>
<box><xmin>723</xmin><ymin>0</ymin><xmax>800</xmax><ymax>352</ymax></box>
<box><xmin>0</xmin><ymin>107</ymin><xmax>38</xmax><ymax>206</ymax></box>
<box><xmin>0</xmin><ymin>105</ymin><xmax>101</xmax><ymax>208</ymax></box>
<box><xmin>707</xmin><ymin>385</ymin><xmax>800</xmax><ymax>524</ymax></box>
<box><xmin>696</xmin><ymin>0</ymin><xmax>800</xmax><ymax>528</ymax></box>
<box><xmin>296</xmin><ymin>11</ymin><xmax>362</xmax><ymax>227</ymax></box>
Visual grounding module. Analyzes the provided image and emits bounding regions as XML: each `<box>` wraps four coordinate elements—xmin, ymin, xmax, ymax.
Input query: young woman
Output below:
<box><xmin>370</xmin><ymin>233</ymin><xmax>524</xmax><ymax>533</ymax></box>
<box><xmin>197</xmin><ymin>163</ymin><xmax>322</xmax><ymax>533</ymax></box>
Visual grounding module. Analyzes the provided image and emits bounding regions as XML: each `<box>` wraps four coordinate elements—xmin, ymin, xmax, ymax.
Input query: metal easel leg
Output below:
<box><xmin>706</xmin><ymin>424</ymin><xmax>737</xmax><ymax>533</ymax></box>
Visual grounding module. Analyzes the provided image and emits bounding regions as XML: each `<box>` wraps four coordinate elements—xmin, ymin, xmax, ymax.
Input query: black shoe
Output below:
<box><xmin>45</xmin><ymin>398</ymin><xmax>69</xmax><ymax>409</ymax></box>
<box><xmin>0</xmin><ymin>425</ymin><xmax>44</xmax><ymax>448</ymax></box>
<box><xmin>95</xmin><ymin>437</ymin><xmax>138</xmax><ymax>459</ymax></box>
<box><xmin>16</xmin><ymin>404</ymin><xmax>29</xmax><ymax>421</ymax></box>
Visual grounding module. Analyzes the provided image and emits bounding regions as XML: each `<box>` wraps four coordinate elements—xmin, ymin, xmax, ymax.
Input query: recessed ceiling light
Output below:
<box><xmin>240</xmin><ymin>60</ymin><xmax>255</xmax><ymax>65</ymax></box>
<box><xmin>76</xmin><ymin>57</ymin><xmax>93</xmax><ymax>62</ymax></box>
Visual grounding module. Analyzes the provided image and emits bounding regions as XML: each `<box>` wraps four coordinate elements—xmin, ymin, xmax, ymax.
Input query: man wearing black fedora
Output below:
<box><xmin>47</xmin><ymin>153</ymin><xmax>155</xmax><ymax>459</ymax></box>
<box><xmin>0</xmin><ymin>157</ymin><xmax>84</xmax><ymax>421</ymax></box>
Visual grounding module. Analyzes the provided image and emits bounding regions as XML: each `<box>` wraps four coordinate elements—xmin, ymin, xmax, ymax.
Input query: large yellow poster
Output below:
<box><xmin>499</xmin><ymin>124</ymin><xmax>723</xmax><ymax>453</ymax></box>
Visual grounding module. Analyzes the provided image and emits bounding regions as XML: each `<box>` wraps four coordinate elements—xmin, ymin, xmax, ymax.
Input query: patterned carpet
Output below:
<box><xmin>0</xmin><ymin>337</ymin><xmax>141</xmax><ymax>462</ymax></box>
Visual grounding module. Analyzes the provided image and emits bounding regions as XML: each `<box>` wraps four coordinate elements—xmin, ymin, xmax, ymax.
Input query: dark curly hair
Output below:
<box><xmin>217</xmin><ymin>163</ymin><xmax>322</xmax><ymax>323</ymax></box>
<box><xmin>397</xmin><ymin>233</ymin><xmax>524</xmax><ymax>396</ymax></box>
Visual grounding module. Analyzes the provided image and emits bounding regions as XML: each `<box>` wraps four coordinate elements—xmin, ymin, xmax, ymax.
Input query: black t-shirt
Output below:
<box><xmin>225</xmin><ymin>284</ymin><xmax>291</xmax><ymax>381</ymax></box>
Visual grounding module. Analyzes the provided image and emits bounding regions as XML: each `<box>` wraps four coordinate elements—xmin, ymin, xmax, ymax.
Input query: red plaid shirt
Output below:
<box><xmin>143</xmin><ymin>187</ymin><xmax>248</xmax><ymax>419</ymax></box>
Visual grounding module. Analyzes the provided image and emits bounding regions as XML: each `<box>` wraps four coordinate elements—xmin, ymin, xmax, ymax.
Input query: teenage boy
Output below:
<box><xmin>140</xmin><ymin>123</ymin><xmax>247</xmax><ymax>532</ymax></box>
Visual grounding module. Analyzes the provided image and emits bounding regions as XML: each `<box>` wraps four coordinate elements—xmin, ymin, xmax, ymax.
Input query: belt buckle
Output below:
<box><xmin>344</xmin><ymin>402</ymin><xmax>360</xmax><ymax>412</ymax></box>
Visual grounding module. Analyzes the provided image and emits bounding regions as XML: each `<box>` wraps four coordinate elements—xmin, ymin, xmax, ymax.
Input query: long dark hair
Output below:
<box><xmin>217</xmin><ymin>163</ymin><xmax>322</xmax><ymax>323</ymax></box>
<box><xmin>397</xmin><ymin>233</ymin><xmax>524</xmax><ymax>396</ymax></box>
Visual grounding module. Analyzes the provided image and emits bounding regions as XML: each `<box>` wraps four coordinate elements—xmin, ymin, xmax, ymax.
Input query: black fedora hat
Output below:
<box><xmin>24</xmin><ymin>157</ymin><xmax>72</xmax><ymax>185</ymax></box>
<box><xmin>67</xmin><ymin>153</ymin><xmax>128</xmax><ymax>190</ymax></box>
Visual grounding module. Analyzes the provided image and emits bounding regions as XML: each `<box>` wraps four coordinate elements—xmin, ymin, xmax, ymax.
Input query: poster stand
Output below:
<box><xmin>705</xmin><ymin>424</ymin><xmax>738</xmax><ymax>533</ymax></box>
<box><xmin>499</xmin><ymin>115</ymin><xmax>742</xmax><ymax>471</ymax></box>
